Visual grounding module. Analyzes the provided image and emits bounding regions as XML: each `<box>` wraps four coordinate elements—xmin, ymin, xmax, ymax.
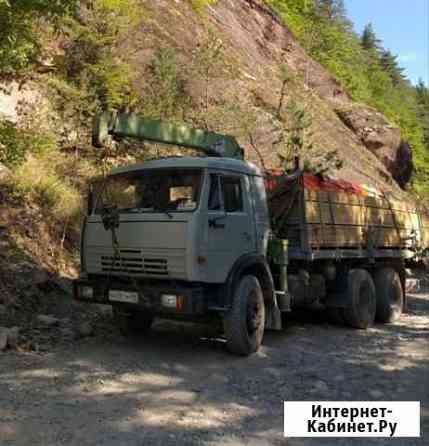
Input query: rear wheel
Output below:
<box><xmin>113</xmin><ymin>306</ymin><xmax>154</xmax><ymax>336</ymax></box>
<box><xmin>374</xmin><ymin>267</ymin><xmax>403</xmax><ymax>323</ymax></box>
<box><xmin>224</xmin><ymin>275</ymin><xmax>265</xmax><ymax>356</ymax></box>
<box><xmin>343</xmin><ymin>269</ymin><xmax>376</xmax><ymax>329</ymax></box>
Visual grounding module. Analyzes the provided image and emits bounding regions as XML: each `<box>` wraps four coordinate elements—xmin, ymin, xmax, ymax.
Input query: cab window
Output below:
<box><xmin>208</xmin><ymin>174</ymin><xmax>244</xmax><ymax>213</ymax></box>
<box><xmin>222</xmin><ymin>176</ymin><xmax>243</xmax><ymax>212</ymax></box>
<box><xmin>208</xmin><ymin>174</ymin><xmax>221</xmax><ymax>211</ymax></box>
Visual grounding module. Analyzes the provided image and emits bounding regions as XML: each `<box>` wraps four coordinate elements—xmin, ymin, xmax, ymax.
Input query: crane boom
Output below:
<box><xmin>93</xmin><ymin>111</ymin><xmax>244</xmax><ymax>159</ymax></box>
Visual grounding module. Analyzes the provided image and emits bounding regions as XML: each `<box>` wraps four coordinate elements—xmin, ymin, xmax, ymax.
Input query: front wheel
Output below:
<box><xmin>224</xmin><ymin>275</ymin><xmax>265</xmax><ymax>356</ymax></box>
<box><xmin>112</xmin><ymin>306</ymin><xmax>154</xmax><ymax>336</ymax></box>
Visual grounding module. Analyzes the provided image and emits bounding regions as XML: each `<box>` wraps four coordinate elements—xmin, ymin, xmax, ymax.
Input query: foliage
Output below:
<box><xmin>189</xmin><ymin>0</ymin><xmax>218</xmax><ymax>12</ymax></box>
<box><xmin>189</xmin><ymin>26</ymin><xmax>238</xmax><ymax>128</ymax></box>
<box><xmin>11</xmin><ymin>152</ymin><xmax>81</xmax><ymax>223</ymax></box>
<box><xmin>139</xmin><ymin>48</ymin><xmax>190</xmax><ymax>121</ymax></box>
<box><xmin>361</xmin><ymin>23</ymin><xmax>381</xmax><ymax>51</ymax></box>
<box><xmin>279</xmin><ymin>100</ymin><xmax>343</xmax><ymax>174</ymax></box>
<box><xmin>60</xmin><ymin>0</ymin><xmax>143</xmax><ymax>111</ymax></box>
<box><xmin>416</xmin><ymin>79</ymin><xmax>429</xmax><ymax>145</ymax></box>
<box><xmin>0</xmin><ymin>120</ymin><xmax>56</xmax><ymax>167</ymax></box>
<box><xmin>267</xmin><ymin>0</ymin><xmax>429</xmax><ymax>195</ymax></box>
<box><xmin>0</xmin><ymin>0</ymin><xmax>78</xmax><ymax>76</ymax></box>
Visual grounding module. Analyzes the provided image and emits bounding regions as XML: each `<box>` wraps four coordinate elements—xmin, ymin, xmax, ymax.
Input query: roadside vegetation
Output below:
<box><xmin>267</xmin><ymin>0</ymin><xmax>429</xmax><ymax>196</ymax></box>
<box><xmin>0</xmin><ymin>0</ymin><xmax>428</xmax><ymax>271</ymax></box>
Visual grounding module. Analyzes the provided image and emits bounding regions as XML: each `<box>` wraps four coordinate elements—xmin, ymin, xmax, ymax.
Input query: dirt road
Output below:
<box><xmin>0</xmin><ymin>289</ymin><xmax>428</xmax><ymax>446</ymax></box>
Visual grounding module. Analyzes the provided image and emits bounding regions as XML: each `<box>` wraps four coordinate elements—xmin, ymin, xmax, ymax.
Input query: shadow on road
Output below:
<box><xmin>0</xmin><ymin>292</ymin><xmax>428</xmax><ymax>446</ymax></box>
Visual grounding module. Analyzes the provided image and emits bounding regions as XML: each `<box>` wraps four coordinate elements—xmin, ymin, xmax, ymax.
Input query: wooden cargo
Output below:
<box><xmin>266</xmin><ymin>172</ymin><xmax>429</xmax><ymax>257</ymax></box>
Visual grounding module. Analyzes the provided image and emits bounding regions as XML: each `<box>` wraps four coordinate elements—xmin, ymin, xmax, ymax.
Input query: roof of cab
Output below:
<box><xmin>109</xmin><ymin>156</ymin><xmax>262</xmax><ymax>176</ymax></box>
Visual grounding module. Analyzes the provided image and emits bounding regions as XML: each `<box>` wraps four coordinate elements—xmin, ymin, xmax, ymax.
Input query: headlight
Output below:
<box><xmin>161</xmin><ymin>294</ymin><xmax>177</xmax><ymax>308</ymax></box>
<box><xmin>161</xmin><ymin>294</ymin><xmax>184</xmax><ymax>311</ymax></box>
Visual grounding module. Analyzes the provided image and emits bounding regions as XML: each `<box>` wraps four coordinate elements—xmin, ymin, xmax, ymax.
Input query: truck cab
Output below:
<box><xmin>75</xmin><ymin>156</ymin><xmax>283</xmax><ymax>355</ymax></box>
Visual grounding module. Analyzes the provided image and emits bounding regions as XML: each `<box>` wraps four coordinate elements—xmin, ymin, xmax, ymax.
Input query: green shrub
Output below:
<box><xmin>189</xmin><ymin>0</ymin><xmax>218</xmax><ymax>11</ymax></box>
<box><xmin>12</xmin><ymin>153</ymin><xmax>81</xmax><ymax>222</ymax></box>
<box><xmin>0</xmin><ymin>120</ymin><xmax>56</xmax><ymax>167</ymax></box>
<box><xmin>0</xmin><ymin>0</ymin><xmax>78</xmax><ymax>76</ymax></box>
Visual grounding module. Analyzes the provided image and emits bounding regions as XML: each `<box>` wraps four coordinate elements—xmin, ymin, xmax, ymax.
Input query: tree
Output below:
<box><xmin>361</xmin><ymin>23</ymin><xmax>381</xmax><ymax>51</ymax></box>
<box><xmin>0</xmin><ymin>0</ymin><xmax>78</xmax><ymax>76</ymax></box>
<box><xmin>189</xmin><ymin>26</ymin><xmax>236</xmax><ymax>128</ymax></box>
<box><xmin>276</xmin><ymin>100</ymin><xmax>342</xmax><ymax>174</ymax></box>
<box><xmin>315</xmin><ymin>0</ymin><xmax>348</xmax><ymax>25</ymax></box>
<box><xmin>140</xmin><ymin>48</ymin><xmax>190</xmax><ymax>121</ymax></box>
<box><xmin>380</xmin><ymin>49</ymin><xmax>405</xmax><ymax>85</ymax></box>
<box><xmin>416</xmin><ymin>78</ymin><xmax>429</xmax><ymax>144</ymax></box>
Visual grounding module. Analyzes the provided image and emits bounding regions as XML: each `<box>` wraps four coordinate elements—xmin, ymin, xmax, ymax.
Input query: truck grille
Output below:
<box><xmin>100</xmin><ymin>250</ymin><xmax>168</xmax><ymax>276</ymax></box>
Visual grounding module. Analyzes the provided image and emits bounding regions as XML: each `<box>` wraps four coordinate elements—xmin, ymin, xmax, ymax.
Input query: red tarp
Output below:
<box><xmin>265</xmin><ymin>171</ymin><xmax>378</xmax><ymax>197</ymax></box>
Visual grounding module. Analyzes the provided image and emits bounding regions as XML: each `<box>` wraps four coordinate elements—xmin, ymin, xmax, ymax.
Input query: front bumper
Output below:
<box><xmin>73</xmin><ymin>278</ymin><xmax>207</xmax><ymax>316</ymax></box>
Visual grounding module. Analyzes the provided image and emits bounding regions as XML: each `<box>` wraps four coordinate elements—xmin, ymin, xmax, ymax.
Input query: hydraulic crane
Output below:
<box><xmin>92</xmin><ymin>111</ymin><xmax>244</xmax><ymax>159</ymax></box>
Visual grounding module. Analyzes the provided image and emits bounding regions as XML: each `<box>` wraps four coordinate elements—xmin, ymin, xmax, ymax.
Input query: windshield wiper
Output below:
<box><xmin>120</xmin><ymin>207</ymin><xmax>154</xmax><ymax>213</ymax></box>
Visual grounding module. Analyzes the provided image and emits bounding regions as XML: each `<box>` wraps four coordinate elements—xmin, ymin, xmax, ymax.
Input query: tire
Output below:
<box><xmin>224</xmin><ymin>275</ymin><xmax>265</xmax><ymax>356</ymax></box>
<box><xmin>343</xmin><ymin>269</ymin><xmax>376</xmax><ymax>329</ymax></box>
<box><xmin>374</xmin><ymin>267</ymin><xmax>403</xmax><ymax>323</ymax></box>
<box><xmin>113</xmin><ymin>306</ymin><xmax>154</xmax><ymax>336</ymax></box>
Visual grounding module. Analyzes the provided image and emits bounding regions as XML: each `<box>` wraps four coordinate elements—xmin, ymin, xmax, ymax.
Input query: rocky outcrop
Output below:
<box><xmin>335</xmin><ymin>105</ymin><xmax>413</xmax><ymax>189</ymax></box>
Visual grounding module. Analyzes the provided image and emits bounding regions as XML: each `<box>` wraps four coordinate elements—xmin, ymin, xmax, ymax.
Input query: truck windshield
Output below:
<box><xmin>95</xmin><ymin>169</ymin><xmax>203</xmax><ymax>214</ymax></box>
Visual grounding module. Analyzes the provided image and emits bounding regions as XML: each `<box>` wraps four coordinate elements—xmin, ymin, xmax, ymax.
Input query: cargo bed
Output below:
<box><xmin>266</xmin><ymin>172</ymin><xmax>429</xmax><ymax>262</ymax></box>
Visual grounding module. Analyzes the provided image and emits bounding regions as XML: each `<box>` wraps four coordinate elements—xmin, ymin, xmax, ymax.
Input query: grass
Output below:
<box><xmin>12</xmin><ymin>155</ymin><xmax>81</xmax><ymax>221</ymax></box>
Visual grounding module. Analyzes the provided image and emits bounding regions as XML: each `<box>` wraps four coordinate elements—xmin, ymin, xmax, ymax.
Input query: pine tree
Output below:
<box><xmin>416</xmin><ymin>79</ymin><xmax>429</xmax><ymax>144</ymax></box>
<box><xmin>361</xmin><ymin>23</ymin><xmax>381</xmax><ymax>51</ymax></box>
<box><xmin>315</xmin><ymin>0</ymin><xmax>346</xmax><ymax>22</ymax></box>
<box><xmin>380</xmin><ymin>49</ymin><xmax>405</xmax><ymax>85</ymax></box>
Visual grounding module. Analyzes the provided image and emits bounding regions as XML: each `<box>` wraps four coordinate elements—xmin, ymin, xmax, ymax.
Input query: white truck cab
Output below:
<box><xmin>83</xmin><ymin>157</ymin><xmax>270</xmax><ymax>283</ymax></box>
<box><xmin>76</xmin><ymin>156</ymin><xmax>283</xmax><ymax>355</ymax></box>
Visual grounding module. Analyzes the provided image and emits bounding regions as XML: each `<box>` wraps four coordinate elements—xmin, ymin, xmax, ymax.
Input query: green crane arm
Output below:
<box><xmin>93</xmin><ymin>111</ymin><xmax>244</xmax><ymax>160</ymax></box>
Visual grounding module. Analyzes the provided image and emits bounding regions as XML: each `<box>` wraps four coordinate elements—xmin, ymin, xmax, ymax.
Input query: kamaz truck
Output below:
<box><xmin>74</xmin><ymin>111</ymin><xmax>428</xmax><ymax>355</ymax></box>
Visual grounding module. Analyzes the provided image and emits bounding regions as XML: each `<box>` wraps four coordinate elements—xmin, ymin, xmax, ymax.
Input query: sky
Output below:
<box><xmin>345</xmin><ymin>0</ymin><xmax>429</xmax><ymax>85</ymax></box>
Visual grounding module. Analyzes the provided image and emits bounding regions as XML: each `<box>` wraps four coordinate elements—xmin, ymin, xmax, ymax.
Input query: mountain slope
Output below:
<box><xmin>0</xmin><ymin>0</ymin><xmax>419</xmax><ymax>302</ymax></box>
<box><xmin>122</xmin><ymin>0</ymin><xmax>408</xmax><ymax>192</ymax></box>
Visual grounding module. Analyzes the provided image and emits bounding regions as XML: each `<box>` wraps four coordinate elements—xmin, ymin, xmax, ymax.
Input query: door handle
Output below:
<box><xmin>209</xmin><ymin>219</ymin><xmax>225</xmax><ymax>229</ymax></box>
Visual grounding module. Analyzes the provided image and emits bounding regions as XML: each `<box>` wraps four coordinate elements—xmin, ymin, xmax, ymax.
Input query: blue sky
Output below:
<box><xmin>345</xmin><ymin>0</ymin><xmax>429</xmax><ymax>85</ymax></box>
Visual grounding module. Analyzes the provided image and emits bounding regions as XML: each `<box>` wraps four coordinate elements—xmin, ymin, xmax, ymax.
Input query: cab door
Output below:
<box><xmin>206</xmin><ymin>172</ymin><xmax>256</xmax><ymax>283</ymax></box>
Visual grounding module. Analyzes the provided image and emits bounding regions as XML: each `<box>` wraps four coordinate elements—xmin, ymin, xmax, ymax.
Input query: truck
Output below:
<box><xmin>73</xmin><ymin>111</ymin><xmax>429</xmax><ymax>355</ymax></box>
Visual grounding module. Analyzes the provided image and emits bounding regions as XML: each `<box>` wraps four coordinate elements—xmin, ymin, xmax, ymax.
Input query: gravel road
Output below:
<box><xmin>0</xmin><ymin>289</ymin><xmax>428</xmax><ymax>446</ymax></box>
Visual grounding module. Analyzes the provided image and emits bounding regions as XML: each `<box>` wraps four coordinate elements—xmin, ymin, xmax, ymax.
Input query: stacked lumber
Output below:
<box><xmin>266</xmin><ymin>171</ymin><xmax>429</xmax><ymax>253</ymax></box>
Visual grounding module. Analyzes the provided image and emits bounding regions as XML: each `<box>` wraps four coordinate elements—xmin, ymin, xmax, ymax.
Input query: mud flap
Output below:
<box><xmin>265</xmin><ymin>295</ymin><xmax>282</xmax><ymax>331</ymax></box>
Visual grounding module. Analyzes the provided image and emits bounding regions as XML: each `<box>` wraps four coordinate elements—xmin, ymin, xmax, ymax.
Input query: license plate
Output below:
<box><xmin>108</xmin><ymin>290</ymin><xmax>139</xmax><ymax>303</ymax></box>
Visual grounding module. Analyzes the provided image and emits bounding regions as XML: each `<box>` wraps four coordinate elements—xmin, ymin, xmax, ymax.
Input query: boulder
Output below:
<box><xmin>336</xmin><ymin>105</ymin><xmax>413</xmax><ymax>189</ymax></box>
